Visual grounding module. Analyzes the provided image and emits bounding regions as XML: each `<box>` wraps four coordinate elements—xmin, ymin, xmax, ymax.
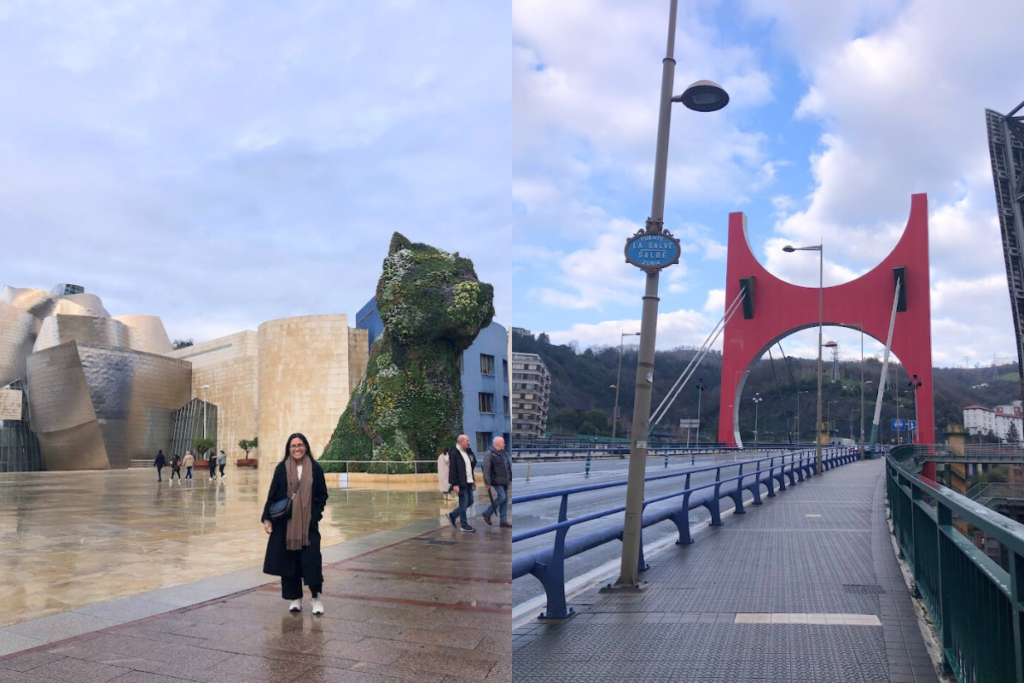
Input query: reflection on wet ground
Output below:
<box><xmin>0</xmin><ymin>522</ymin><xmax>511</xmax><ymax>682</ymax></box>
<box><xmin>0</xmin><ymin>468</ymin><xmax>449</xmax><ymax>628</ymax></box>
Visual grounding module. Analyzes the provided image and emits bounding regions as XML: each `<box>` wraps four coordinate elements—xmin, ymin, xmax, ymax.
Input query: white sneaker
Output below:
<box><xmin>311</xmin><ymin>597</ymin><xmax>324</xmax><ymax>615</ymax></box>
<box><xmin>288</xmin><ymin>599</ymin><xmax>301</xmax><ymax>613</ymax></box>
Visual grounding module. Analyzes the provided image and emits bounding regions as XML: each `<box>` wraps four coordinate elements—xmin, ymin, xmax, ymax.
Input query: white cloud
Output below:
<box><xmin>547</xmin><ymin>307</ymin><xmax>711</xmax><ymax>350</ymax></box>
<box><xmin>747</xmin><ymin>0</ymin><xmax>1024</xmax><ymax>364</ymax></box>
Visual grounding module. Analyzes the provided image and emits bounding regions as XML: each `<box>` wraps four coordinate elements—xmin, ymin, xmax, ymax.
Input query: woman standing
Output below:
<box><xmin>261</xmin><ymin>433</ymin><xmax>329</xmax><ymax>615</ymax></box>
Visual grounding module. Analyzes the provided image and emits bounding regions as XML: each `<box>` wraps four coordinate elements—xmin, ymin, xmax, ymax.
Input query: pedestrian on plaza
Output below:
<box><xmin>208</xmin><ymin>450</ymin><xmax>217</xmax><ymax>481</ymax></box>
<box><xmin>217</xmin><ymin>449</ymin><xmax>227</xmax><ymax>480</ymax></box>
<box><xmin>183</xmin><ymin>450</ymin><xmax>195</xmax><ymax>480</ymax></box>
<box><xmin>481</xmin><ymin>436</ymin><xmax>512</xmax><ymax>528</ymax></box>
<box><xmin>262</xmin><ymin>433</ymin><xmax>329</xmax><ymax>615</ymax></box>
<box><xmin>445</xmin><ymin>434</ymin><xmax>477</xmax><ymax>533</ymax></box>
<box><xmin>170</xmin><ymin>454</ymin><xmax>182</xmax><ymax>483</ymax></box>
<box><xmin>154</xmin><ymin>450</ymin><xmax>166</xmax><ymax>482</ymax></box>
<box><xmin>437</xmin><ymin>448</ymin><xmax>453</xmax><ymax>501</ymax></box>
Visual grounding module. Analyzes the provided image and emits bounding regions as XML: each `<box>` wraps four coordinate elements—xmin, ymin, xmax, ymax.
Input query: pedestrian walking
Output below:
<box><xmin>154</xmin><ymin>450</ymin><xmax>166</xmax><ymax>482</ymax></box>
<box><xmin>170</xmin><ymin>454</ymin><xmax>182</xmax><ymax>483</ymax></box>
<box><xmin>217</xmin><ymin>450</ymin><xmax>227</xmax><ymax>480</ymax></box>
<box><xmin>208</xmin><ymin>451</ymin><xmax>217</xmax><ymax>480</ymax></box>
<box><xmin>481</xmin><ymin>436</ymin><xmax>512</xmax><ymax>528</ymax></box>
<box><xmin>437</xmin><ymin>448</ymin><xmax>453</xmax><ymax>501</ymax></box>
<box><xmin>183</xmin><ymin>450</ymin><xmax>195</xmax><ymax>480</ymax></box>
<box><xmin>445</xmin><ymin>434</ymin><xmax>477</xmax><ymax>532</ymax></box>
<box><xmin>262</xmin><ymin>433</ymin><xmax>329</xmax><ymax>615</ymax></box>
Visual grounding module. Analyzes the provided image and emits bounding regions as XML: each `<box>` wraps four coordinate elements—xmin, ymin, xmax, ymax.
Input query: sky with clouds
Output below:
<box><xmin>0</xmin><ymin>1</ymin><xmax>1021</xmax><ymax>370</ymax></box>
<box><xmin>513</xmin><ymin>0</ymin><xmax>1024</xmax><ymax>368</ymax></box>
<box><xmin>0</xmin><ymin>0</ymin><xmax>511</xmax><ymax>342</ymax></box>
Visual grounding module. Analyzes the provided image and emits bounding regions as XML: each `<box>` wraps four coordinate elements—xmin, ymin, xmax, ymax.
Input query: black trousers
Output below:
<box><xmin>280</xmin><ymin>549</ymin><xmax>322</xmax><ymax>600</ymax></box>
<box><xmin>281</xmin><ymin>575</ymin><xmax>322</xmax><ymax>600</ymax></box>
<box><xmin>218</xmin><ymin>464</ymin><xmax>225</xmax><ymax>476</ymax></box>
<box><xmin>156</xmin><ymin>465</ymin><xmax>163</xmax><ymax>481</ymax></box>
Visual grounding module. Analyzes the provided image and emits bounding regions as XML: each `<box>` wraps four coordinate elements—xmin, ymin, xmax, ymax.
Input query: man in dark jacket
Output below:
<box><xmin>446</xmin><ymin>434</ymin><xmax>477</xmax><ymax>532</ymax></box>
<box><xmin>481</xmin><ymin>436</ymin><xmax>511</xmax><ymax>528</ymax></box>
<box><xmin>154</xmin><ymin>450</ymin><xmax>166</xmax><ymax>482</ymax></box>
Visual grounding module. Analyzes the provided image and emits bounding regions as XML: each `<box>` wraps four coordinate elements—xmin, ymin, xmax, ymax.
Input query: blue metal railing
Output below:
<box><xmin>512</xmin><ymin>442</ymin><xmax>813</xmax><ymax>461</ymax></box>
<box><xmin>512</xmin><ymin>446</ymin><xmax>859</xmax><ymax>620</ymax></box>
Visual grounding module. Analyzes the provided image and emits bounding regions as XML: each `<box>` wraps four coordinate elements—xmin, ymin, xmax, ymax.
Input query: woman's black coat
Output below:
<box><xmin>261</xmin><ymin>458</ymin><xmax>329</xmax><ymax>585</ymax></box>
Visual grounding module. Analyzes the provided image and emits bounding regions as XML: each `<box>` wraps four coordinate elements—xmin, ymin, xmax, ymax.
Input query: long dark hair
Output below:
<box><xmin>283</xmin><ymin>433</ymin><xmax>312</xmax><ymax>461</ymax></box>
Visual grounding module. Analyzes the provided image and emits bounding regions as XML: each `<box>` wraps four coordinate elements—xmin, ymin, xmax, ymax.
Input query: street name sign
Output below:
<box><xmin>625</xmin><ymin>230</ymin><xmax>682</xmax><ymax>273</ymax></box>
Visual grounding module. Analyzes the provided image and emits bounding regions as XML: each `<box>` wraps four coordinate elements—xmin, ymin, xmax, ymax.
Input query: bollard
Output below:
<box><xmin>526</xmin><ymin>462</ymin><xmax>531</xmax><ymax>482</ymax></box>
<box><xmin>584</xmin><ymin>454</ymin><xmax>591</xmax><ymax>477</ymax></box>
<box><xmin>664</xmin><ymin>451</ymin><xmax>669</xmax><ymax>468</ymax></box>
<box><xmin>691</xmin><ymin>451</ymin><xmax>695</xmax><ymax>466</ymax></box>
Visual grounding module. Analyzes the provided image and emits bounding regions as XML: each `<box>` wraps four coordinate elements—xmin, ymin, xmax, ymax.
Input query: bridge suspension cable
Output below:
<box><xmin>648</xmin><ymin>288</ymin><xmax>746</xmax><ymax>432</ymax></box>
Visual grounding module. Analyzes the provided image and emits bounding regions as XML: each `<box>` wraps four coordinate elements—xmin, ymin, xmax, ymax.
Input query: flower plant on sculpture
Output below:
<box><xmin>323</xmin><ymin>233</ymin><xmax>494</xmax><ymax>473</ymax></box>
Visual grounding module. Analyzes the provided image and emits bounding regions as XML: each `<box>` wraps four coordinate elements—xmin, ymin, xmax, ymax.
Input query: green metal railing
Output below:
<box><xmin>886</xmin><ymin>444</ymin><xmax>1024</xmax><ymax>683</ymax></box>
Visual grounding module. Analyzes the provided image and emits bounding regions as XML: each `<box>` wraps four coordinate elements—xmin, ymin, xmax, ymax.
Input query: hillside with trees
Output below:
<box><xmin>512</xmin><ymin>330</ymin><xmax>1022</xmax><ymax>444</ymax></box>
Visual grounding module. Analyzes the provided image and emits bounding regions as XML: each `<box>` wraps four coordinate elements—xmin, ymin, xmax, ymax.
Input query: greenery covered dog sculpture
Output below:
<box><xmin>323</xmin><ymin>233</ymin><xmax>494</xmax><ymax>471</ymax></box>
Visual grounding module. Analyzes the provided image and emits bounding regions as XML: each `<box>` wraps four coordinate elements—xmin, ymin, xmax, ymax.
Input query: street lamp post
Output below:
<box><xmin>612</xmin><ymin>332</ymin><xmax>641</xmax><ymax>441</ymax></box>
<box><xmin>909</xmin><ymin>374</ymin><xmax>922</xmax><ymax>444</ymax></box>
<box><xmin>201</xmin><ymin>384</ymin><xmax>210</xmax><ymax>440</ymax></box>
<box><xmin>827</xmin><ymin>400</ymin><xmax>838</xmax><ymax>439</ymax></box>
<box><xmin>783</xmin><ymin>244</ymin><xmax>824</xmax><ymax>474</ymax></box>
<box><xmin>614</xmin><ymin>0</ymin><xmax>729</xmax><ymax>590</ymax></box>
<box><xmin>696</xmin><ymin>379</ymin><xmax>705</xmax><ymax>445</ymax></box>
<box><xmin>753</xmin><ymin>393</ymin><xmax>762</xmax><ymax>444</ymax></box>
<box><xmin>795</xmin><ymin>390</ymin><xmax>808</xmax><ymax>441</ymax></box>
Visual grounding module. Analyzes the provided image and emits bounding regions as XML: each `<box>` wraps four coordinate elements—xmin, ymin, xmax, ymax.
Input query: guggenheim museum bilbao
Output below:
<box><xmin>0</xmin><ymin>283</ymin><xmax>509</xmax><ymax>472</ymax></box>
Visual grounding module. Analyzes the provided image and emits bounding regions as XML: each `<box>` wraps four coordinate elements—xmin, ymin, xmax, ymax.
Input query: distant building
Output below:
<box><xmin>511</xmin><ymin>351</ymin><xmax>551</xmax><ymax>441</ymax></box>
<box><xmin>964</xmin><ymin>401</ymin><xmax>1024</xmax><ymax>442</ymax></box>
<box><xmin>964</xmin><ymin>405</ymin><xmax>995</xmax><ymax>436</ymax></box>
<box><xmin>356</xmin><ymin>297</ymin><xmax>510</xmax><ymax>454</ymax></box>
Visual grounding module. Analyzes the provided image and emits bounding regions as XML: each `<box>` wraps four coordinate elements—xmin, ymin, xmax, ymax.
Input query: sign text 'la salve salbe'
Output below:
<box><xmin>624</xmin><ymin>230</ymin><xmax>682</xmax><ymax>273</ymax></box>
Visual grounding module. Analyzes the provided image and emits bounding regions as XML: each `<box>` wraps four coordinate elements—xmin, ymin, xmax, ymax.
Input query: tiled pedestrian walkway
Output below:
<box><xmin>0</xmin><ymin>517</ymin><xmax>510</xmax><ymax>682</ymax></box>
<box><xmin>0</xmin><ymin>468</ymin><xmax>448</xmax><ymax>628</ymax></box>
<box><xmin>513</xmin><ymin>458</ymin><xmax>941</xmax><ymax>683</ymax></box>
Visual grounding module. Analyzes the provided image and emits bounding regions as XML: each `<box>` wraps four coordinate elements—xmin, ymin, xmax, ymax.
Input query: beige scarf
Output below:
<box><xmin>284</xmin><ymin>456</ymin><xmax>314</xmax><ymax>551</ymax></box>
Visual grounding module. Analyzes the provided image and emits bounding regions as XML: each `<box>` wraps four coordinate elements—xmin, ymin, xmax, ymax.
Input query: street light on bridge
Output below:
<box><xmin>783</xmin><ymin>244</ymin><xmax>824</xmax><ymax>476</ymax></box>
<box><xmin>613</xmin><ymin>0</ymin><xmax>729</xmax><ymax>591</ymax></box>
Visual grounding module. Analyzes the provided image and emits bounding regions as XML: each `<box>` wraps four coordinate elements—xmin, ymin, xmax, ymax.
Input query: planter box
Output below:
<box><xmin>236</xmin><ymin>458</ymin><xmax>259</xmax><ymax>469</ymax></box>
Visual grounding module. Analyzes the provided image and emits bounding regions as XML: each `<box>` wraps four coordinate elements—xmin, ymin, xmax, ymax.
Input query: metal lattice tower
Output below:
<box><xmin>987</xmin><ymin>101</ymin><xmax>1024</xmax><ymax>402</ymax></box>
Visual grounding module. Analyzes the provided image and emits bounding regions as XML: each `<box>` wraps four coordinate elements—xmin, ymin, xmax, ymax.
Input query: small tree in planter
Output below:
<box><xmin>237</xmin><ymin>437</ymin><xmax>259</xmax><ymax>468</ymax></box>
<box><xmin>193</xmin><ymin>438</ymin><xmax>216</xmax><ymax>464</ymax></box>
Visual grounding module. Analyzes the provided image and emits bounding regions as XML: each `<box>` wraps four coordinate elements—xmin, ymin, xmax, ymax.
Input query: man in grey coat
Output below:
<box><xmin>481</xmin><ymin>436</ymin><xmax>511</xmax><ymax>528</ymax></box>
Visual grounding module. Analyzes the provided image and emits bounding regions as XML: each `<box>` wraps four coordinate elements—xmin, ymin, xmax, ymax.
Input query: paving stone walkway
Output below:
<box><xmin>0</xmin><ymin>518</ymin><xmax>510</xmax><ymax>682</ymax></box>
<box><xmin>512</xmin><ymin>458</ymin><xmax>941</xmax><ymax>683</ymax></box>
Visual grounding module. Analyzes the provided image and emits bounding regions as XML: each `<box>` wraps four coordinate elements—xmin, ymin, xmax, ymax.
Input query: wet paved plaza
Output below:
<box><xmin>0</xmin><ymin>519</ymin><xmax>510</xmax><ymax>682</ymax></box>
<box><xmin>0</xmin><ymin>467</ymin><xmax>452</xmax><ymax>628</ymax></box>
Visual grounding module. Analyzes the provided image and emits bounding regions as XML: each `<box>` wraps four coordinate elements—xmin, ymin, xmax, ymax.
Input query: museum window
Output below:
<box><xmin>503</xmin><ymin>395</ymin><xmax>510</xmax><ymax>415</ymax></box>
<box><xmin>480</xmin><ymin>354</ymin><xmax>494</xmax><ymax>376</ymax></box>
<box><xmin>503</xmin><ymin>359</ymin><xmax>509</xmax><ymax>380</ymax></box>
<box><xmin>479</xmin><ymin>392</ymin><xmax>494</xmax><ymax>414</ymax></box>
<box><xmin>476</xmin><ymin>432</ymin><xmax>492</xmax><ymax>453</ymax></box>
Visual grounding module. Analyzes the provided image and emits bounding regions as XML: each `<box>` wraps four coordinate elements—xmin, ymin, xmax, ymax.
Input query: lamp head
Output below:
<box><xmin>783</xmin><ymin>245</ymin><xmax>796</xmax><ymax>253</ymax></box>
<box><xmin>678</xmin><ymin>80</ymin><xmax>730</xmax><ymax>112</ymax></box>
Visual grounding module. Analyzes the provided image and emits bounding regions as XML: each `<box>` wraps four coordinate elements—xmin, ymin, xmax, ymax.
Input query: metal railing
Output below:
<box><xmin>513</xmin><ymin>446</ymin><xmax>858</xmax><ymax>620</ymax></box>
<box><xmin>886</xmin><ymin>444</ymin><xmax>1024</xmax><ymax>683</ymax></box>
<box><xmin>511</xmin><ymin>442</ymin><xmax>814</xmax><ymax>461</ymax></box>
<box><xmin>318</xmin><ymin>459</ymin><xmax>441</xmax><ymax>475</ymax></box>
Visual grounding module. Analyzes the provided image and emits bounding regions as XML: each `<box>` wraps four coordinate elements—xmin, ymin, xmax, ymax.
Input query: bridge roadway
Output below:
<box><xmin>512</xmin><ymin>451</ymin><xmax>765</xmax><ymax>609</ymax></box>
<box><xmin>513</xmin><ymin>457</ymin><xmax>940</xmax><ymax>683</ymax></box>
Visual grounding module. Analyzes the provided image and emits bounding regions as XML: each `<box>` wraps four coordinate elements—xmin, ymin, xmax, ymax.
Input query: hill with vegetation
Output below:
<box><xmin>512</xmin><ymin>331</ymin><xmax>1022</xmax><ymax>444</ymax></box>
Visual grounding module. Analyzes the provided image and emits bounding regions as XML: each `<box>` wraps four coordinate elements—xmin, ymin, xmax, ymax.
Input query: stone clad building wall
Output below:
<box><xmin>170</xmin><ymin>331</ymin><xmax>258</xmax><ymax>462</ymax></box>
<box><xmin>257</xmin><ymin>316</ymin><xmax>368</xmax><ymax>464</ymax></box>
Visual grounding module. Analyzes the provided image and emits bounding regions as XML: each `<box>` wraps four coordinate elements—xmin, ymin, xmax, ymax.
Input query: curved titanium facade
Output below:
<box><xmin>112</xmin><ymin>315</ymin><xmax>173</xmax><ymax>355</ymax></box>
<box><xmin>0</xmin><ymin>302</ymin><xmax>37</xmax><ymax>387</ymax></box>
<box><xmin>26</xmin><ymin>341</ymin><xmax>191</xmax><ymax>470</ymax></box>
<box><xmin>33</xmin><ymin>315</ymin><xmax>131</xmax><ymax>353</ymax></box>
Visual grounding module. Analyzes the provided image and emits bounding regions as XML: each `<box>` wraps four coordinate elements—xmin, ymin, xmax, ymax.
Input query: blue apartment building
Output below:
<box><xmin>356</xmin><ymin>298</ymin><xmax>511</xmax><ymax>454</ymax></box>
